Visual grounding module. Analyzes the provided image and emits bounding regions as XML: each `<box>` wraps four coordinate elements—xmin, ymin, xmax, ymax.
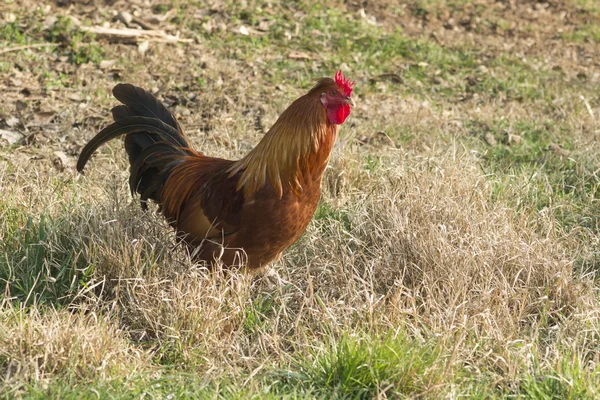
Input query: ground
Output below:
<box><xmin>1</xmin><ymin>0</ymin><xmax>600</xmax><ymax>398</ymax></box>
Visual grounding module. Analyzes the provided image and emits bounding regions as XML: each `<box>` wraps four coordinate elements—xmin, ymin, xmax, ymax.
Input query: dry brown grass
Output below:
<box><xmin>0</xmin><ymin>305</ymin><xmax>149</xmax><ymax>384</ymax></box>
<box><xmin>1</xmin><ymin>0</ymin><xmax>600</xmax><ymax>397</ymax></box>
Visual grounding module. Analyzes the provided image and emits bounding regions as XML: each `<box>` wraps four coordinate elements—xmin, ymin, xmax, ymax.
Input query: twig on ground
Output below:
<box><xmin>80</xmin><ymin>26</ymin><xmax>192</xmax><ymax>44</ymax></box>
<box><xmin>0</xmin><ymin>43</ymin><xmax>58</xmax><ymax>55</ymax></box>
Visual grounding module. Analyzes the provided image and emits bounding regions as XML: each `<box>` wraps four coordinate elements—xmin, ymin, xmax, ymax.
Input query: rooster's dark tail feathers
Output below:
<box><xmin>77</xmin><ymin>84</ymin><xmax>195</xmax><ymax>206</ymax></box>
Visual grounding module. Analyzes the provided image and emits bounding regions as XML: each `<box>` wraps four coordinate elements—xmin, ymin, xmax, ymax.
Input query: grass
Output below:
<box><xmin>563</xmin><ymin>24</ymin><xmax>600</xmax><ymax>43</ymax></box>
<box><xmin>1</xmin><ymin>0</ymin><xmax>600</xmax><ymax>398</ymax></box>
<box><xmin>290</xmin><ymin>333</ymin><xmax>441</xmax><ymax>398</ymax></box>
<box><xmin>0</xmin><ymin>212</ymin><xmax>90</xmax><ymax>306</ymax></box>
<box><xmin>519</xmin><ymin>357</ymin><xmax>600</xmax><ymax>399</ymax></box>
<box><xmin>45</xmin><ymin>16</ymin><xmax>105</xmax><ymax>65</ymax></box>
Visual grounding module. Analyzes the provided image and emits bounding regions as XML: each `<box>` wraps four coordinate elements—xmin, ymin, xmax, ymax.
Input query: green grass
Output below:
<box><xmin>569</xmin><ymin>0</ymin><xmax>600</xmax><ymax>13</ymax></box>
<box><xmin>472</xmin><ymin>118</ymin><xmax>599</xmax><ymax>235</ymax></box>
<box><xmin>8</xmin><ymin>335</ymin><xmax>598</xmax><ymax>399</ymax></box>
<box><xmin>0</xmin><ymin>13</ymin><xmax>104</xmax><ymax>65</ymax></box>
<box><xmin>288</xmin><ymin>332</ymin><xmax>441</xmax><ymax>398</ymax></box>
<box><xmin>3</xmin><ymin>373</ymin><xmax>312</xmax><ymax>399</ymax></box>
<box><xmin>519</xmin><ymin>357</ymin><xmax>599</xmax><ymax>399</ymax></box>
<box><xmin>185</xmin><ymin>3</ymin><xmax>589</xmax><ymax>109</ymax></box>
<box><xmin>314</xmin><ymin>202</ymin><xmax>352</xmax><ymax>233</ymax></box>
<box><xmin>563</xmin><ymin>23</ymin><xmax>600</xmax><ymax>43</ymax></box>
<box><xmin>0</xmin><ymin>21</ymin><xmax>28</xmax><ymax>44</ymax></box>
<box><xmin>45</xmin><ymin>16</ymin><xmax>104</xmax><ymax>65</ymax></box>
<box><xmin>0</xmin><ymin>210</ymin><xmax>93</xmax><ymax>307</ymax></box>
<box><xmin>243</xmin><ymin>292</ymin><xmax>276</xmax><ymax>335</ymax></box>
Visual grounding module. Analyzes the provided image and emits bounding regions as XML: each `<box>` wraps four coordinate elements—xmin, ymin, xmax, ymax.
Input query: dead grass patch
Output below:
<box><xmin>0</xmin><ymin>305</ymin><xmax>150</xmax><ymax>385</ymax></box>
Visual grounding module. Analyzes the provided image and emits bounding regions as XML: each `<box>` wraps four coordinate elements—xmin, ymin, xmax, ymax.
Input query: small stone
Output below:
<box><xmin>508</xmin><ymin>134</ymin><xmax>522</xmax><ymax>145</ymax></box>
<box><xmin>258</xmin><ymin>20</ymin><xmax>270</xmax><ymax>31</ymax></box>
<box><xmin>68</xmin><ymin>93</ymin><xmax>82</xmax><ymax>102</ymax></box>
<box><xmin>43</xmin><ymin>15</ymin><xmax>58</xmax><ymax>30</ymax></box>
<box><xmin>137</xmin><ymin>40</ymin><xmax>150</xmax><ymax>54</ymax></box>
<box><xmin>483</xmin><ymin>132</ymin><xmax>497</xmax><ymax>146</ymax></box>
<box><xmin>5</xmin><ymin>116</ymin><xmax>19</xmax><ymax>127</ymax></box>
<box><xmin>99</xmin><ymin>59</ymin><xmax>117</xmax><ymax>70</ymax></box>
<box><xmin>15</xmin><ymin>100</ymin><xmax>27</xmax><ymax>111</ymax></box>
<box><xmin>548</xmin><ymin>143</ymin><xmax>570</xmax><ymax>157</ymax></box>
<box><xmin>52</xmin><ymin>150</ymin><xmax>73</xmax><ymax>171</ymax></box>
<box><xmin>0</xmin><ymin>129</ymin><xmax>24</xmax><ymax>145</ymax></box>
<box><xmin>117</xmin><ymin>11</ymin><xmax>133</xmax><ymax>25</ymax></box>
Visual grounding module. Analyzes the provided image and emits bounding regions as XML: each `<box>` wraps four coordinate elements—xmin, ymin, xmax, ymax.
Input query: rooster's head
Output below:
<box><xmin>318</xmin><ymin>70</ymin><xmax>355</xmax><ymax>125</ymax></box>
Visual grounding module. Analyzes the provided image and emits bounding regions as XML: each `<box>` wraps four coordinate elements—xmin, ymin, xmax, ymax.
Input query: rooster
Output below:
<box><xmin>77</xmin><ymin>71</ymin><xmax>355</xmax><ymax>269</ymax></box>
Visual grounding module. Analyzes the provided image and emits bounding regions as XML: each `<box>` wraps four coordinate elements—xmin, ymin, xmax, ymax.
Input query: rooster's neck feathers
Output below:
<box><xmin>229</xmin><ymin>79</ymin><xmax>339</xmax><ymax>198</ymax></box>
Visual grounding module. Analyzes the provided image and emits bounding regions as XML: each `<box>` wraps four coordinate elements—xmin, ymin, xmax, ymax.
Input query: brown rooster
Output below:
<box><xmin>77</xmin><ymin>71</ymin><xmax>355</xmax><ymax>269</ymax></box>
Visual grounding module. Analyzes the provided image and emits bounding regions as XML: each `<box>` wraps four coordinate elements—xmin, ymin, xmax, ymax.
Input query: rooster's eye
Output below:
<box><xmin>331</xmin><ymin>91</ymin><xmax>337</xmax><ymax>96</ymax></box>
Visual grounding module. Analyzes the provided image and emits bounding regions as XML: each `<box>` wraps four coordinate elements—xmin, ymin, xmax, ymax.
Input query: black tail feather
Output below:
<box><xmin>111</xmin><ymin>105</ymin><xmax>131</xmax><ymax>121</ymax></box>
<box><xmin>112</xmin><ymin>84</ymin><xmax>183</xmax><ymax>133</ymax></box>
<box><xmin>76</xmin><ymin>116</ymin><xmax>188</xmax><ymax>172</ymax></box>
<box><xmin>77</xmin><ymin>83</ymin><xmax>197</xmax><ymax>208</ymax></box>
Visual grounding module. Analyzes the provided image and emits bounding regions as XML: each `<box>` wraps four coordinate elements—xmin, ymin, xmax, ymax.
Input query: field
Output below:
<box><xmin>1</xmin><ymin>0</ymin><xmax>600</xmax><ymax>398</ymax></box>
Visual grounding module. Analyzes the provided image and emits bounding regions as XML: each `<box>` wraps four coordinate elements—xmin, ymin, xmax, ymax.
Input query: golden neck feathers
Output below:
<box><xmin>229</xmin><ymin>83</ymin><xmax>339</xmax><ymax>198</ymax></box>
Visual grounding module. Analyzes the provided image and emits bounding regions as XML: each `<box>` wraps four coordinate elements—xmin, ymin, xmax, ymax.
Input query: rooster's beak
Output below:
<box><xmin>344</xmin><ymin>96</ymin><xmax>356</xmax><ymax>107</ymax></box>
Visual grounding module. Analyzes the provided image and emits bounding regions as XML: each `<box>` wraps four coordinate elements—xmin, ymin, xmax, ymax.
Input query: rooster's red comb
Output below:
<box><xmin>335</xmin><ymin>70</ymin><xmax>355</xmax><ymax>96</ymax></box>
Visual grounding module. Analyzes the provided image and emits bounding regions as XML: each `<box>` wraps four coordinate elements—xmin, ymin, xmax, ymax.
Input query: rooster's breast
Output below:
<box><xmin>233</xmin><ymin>180</ymin><xmax>322</xmax><ymax>268</ymax></box>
